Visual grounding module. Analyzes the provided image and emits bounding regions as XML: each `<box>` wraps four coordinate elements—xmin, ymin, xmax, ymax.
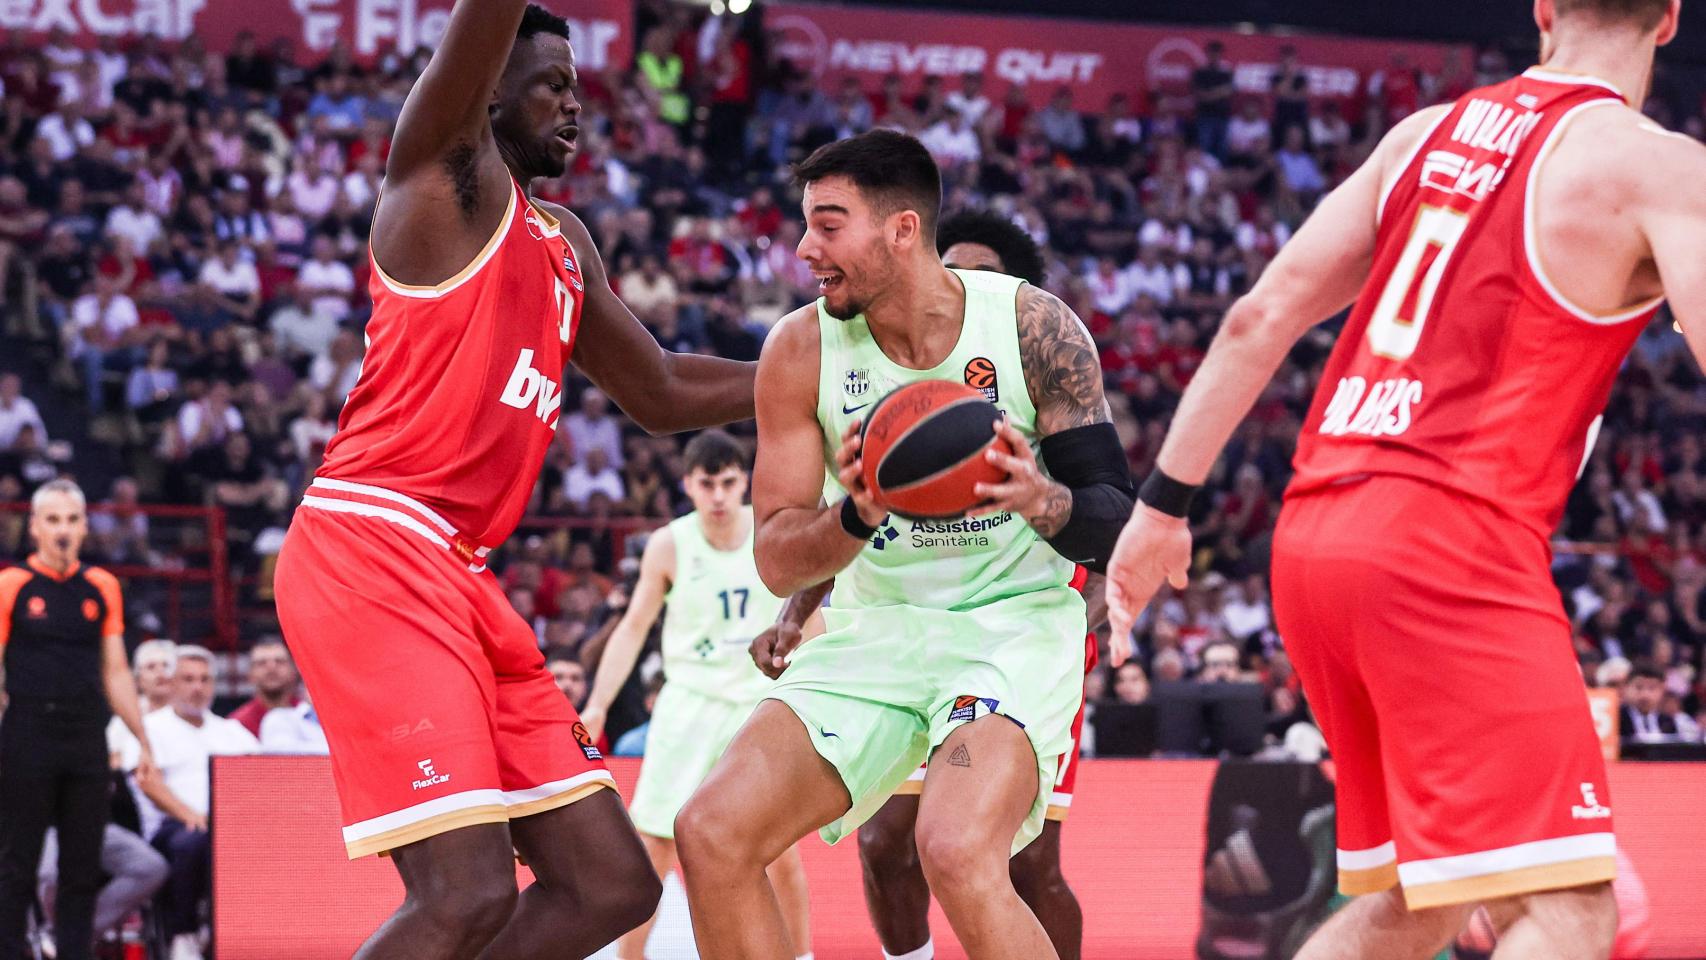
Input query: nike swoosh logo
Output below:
<box><xmin>842</xmin><ymin>402</ymin><xmax>870</xmax><ymax>416</ymax></box>
<box><xmin>818</xmin><ymin>726</ymin><xmax>840</xmax><ymax>740</ymax></box>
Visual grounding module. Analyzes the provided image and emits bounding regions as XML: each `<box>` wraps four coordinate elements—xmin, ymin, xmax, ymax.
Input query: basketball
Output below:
<box><xmin>859</xmin><ymin>379</ymin><xmax>1014</xmax><ymax>520</ymax></box>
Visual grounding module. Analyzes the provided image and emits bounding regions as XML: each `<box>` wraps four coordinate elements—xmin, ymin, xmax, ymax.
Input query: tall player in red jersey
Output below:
<box><xmin>1107</xmin><ymin>1</ymin><xmax>1704</xmax><ymax>957</ymax></box>
<box><xmin>273</xmin><ymin>3</ymin><xmax>754</xmax><ymax>959</ymax></box>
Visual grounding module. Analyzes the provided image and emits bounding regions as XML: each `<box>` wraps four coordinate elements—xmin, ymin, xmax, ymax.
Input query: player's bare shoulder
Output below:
<box><xmin>754</xmin><ymin>305</ymin><xmax>823</xmax><ymax>415</ymax></box>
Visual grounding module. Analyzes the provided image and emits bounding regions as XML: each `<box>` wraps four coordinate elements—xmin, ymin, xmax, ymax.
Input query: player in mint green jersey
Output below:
<box><xmin>579</xmin><ymin>431</ymin><xmax>812</xmax><ymax>960</ymax></box>
<box><xmin>675</xmin><ymin>130</ymin><xmax>1136</xmax><ymax>960</ymax></box>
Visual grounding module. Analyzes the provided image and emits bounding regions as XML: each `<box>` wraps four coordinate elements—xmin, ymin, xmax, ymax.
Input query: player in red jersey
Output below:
<box><xmin>1107</xmin><ymin>1</ymin><xmax>1703</xmax><ymax>957</ymax></box>
<box><xmin>272</xmin><ymin>4</ymin><xmax>753</xmax><ymax>959</ymax></box>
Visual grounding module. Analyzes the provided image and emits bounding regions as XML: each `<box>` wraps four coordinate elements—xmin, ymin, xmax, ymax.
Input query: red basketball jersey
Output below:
<box><xmin>316</xmin><ymin>180</ymin><xmax>586</xmax><ymax>550</ymax></box>
<box><xmin>1288</xmin><ymin>70</ymin><xmax>1662</xmax><ymax>538</ymax></box>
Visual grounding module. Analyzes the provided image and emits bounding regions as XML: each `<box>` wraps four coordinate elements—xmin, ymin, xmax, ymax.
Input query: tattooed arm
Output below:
<box><xmin>974</xmin><ymin>284</ymin><xmax>1135</xmax><ymax>568</ymax></box>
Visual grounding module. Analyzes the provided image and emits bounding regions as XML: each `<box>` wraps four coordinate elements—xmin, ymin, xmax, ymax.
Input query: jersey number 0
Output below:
<box><xmin>1366</xmin><ymin>206</ymin><xmax>1471</xmax><ymax>361</ymax></box>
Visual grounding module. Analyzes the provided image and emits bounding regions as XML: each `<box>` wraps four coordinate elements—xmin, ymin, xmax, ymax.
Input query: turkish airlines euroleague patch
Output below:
<box><xmin>949</xmin><ymin>695</ymin><xmax>1001</xmax><ymax>723</ymax></box>
<box><xmin>964</xmin><ymin>357</ymin><xmax>998</xmax><ymax>402</ymax></box>
<box><xmin>572</xmin><ymin>722</ymin><xmax>603</xmax><ymax>761</ymax></box>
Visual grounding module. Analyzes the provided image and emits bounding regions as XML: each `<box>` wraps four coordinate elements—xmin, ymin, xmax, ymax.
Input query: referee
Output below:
<box><xmin>0</xmin><ymin>479</ymin><xmax>155</xmax><ymax>960</ymax></box>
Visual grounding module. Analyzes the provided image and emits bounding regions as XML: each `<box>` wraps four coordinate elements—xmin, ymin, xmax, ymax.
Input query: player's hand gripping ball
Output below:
<box><xmin>858</xmin><ymin>380</ymin><xmax>1014</xmax><ymax>520</ymax></box>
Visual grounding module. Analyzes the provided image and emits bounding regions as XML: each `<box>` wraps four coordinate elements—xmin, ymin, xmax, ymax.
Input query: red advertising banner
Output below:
<box><xmin>766</xmin><ymin>3</ymin><xmax>1471</xmax><ymax>107</ymax></box>
<box><xmin>0</xmin><ymin>0</ymin><xmax>632</xmax><ymax>71</ymax></box>
<box><xmin>214</xmin><ymin>756</ymin><xmax>1706</xmax><ymax>959</ymax></box>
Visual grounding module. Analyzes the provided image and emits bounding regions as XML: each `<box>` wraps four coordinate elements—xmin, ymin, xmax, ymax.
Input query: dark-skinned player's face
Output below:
<box><xmin>942</xmin><ymin>241</ymin><xmax>1004</xmax><ymax>275</ymax></box>
<box><xmin>492</xmin><ymin>33</ymin><xmax>581</xmax><ymax>180</ymax></box>
<box><xmin>798</xmin><ymin>176</ymin><xmax>905</xmax><ymax>321</ymax></box>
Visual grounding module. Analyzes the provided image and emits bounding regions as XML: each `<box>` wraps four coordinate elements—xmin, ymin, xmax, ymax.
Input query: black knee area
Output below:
<box><xmin>413</xmin><ymin>870</ymin><xmax>518</xmax><ymax>941</ymax></box>
<box><xmin>589</xmin><ymin>853</ymin><xmax>663</xmax><ymax>934</ymax></box>
<box><xmin>1009</xmin><ymin>836</ymin><xmax>1067</xmax><ymax>903</ymax></box>
<box><xmin>858</xmin><ymin>813</ymin><xmax>921</xmax><ymax>881</ymax></box>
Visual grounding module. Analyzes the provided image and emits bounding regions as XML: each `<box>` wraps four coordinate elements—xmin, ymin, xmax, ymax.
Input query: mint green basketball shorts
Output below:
<box><xmin>629</xmin><ymin>682</ymin><xmax>763</xmax><ymax>838</ymax></box>
<box><xmin>766</xmin><ymin>586</ymin><xmax>1086</xmax><ymax>856</ymax></box>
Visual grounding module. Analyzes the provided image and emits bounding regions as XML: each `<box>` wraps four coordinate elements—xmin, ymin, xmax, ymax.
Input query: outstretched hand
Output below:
<box><xmin>1105</xmin><ymin>504</ymin><xmax>1193</xmax><ymax>666</ymax></box>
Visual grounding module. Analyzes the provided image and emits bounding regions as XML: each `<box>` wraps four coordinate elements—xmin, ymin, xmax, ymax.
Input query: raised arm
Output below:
<box><xmin>1103</xmin><ymin>104</ymin><xmax>1449</xmax><ymax>650</ymax></box>
<box><xmin>579</xmin><ymin>527</ymin><xmax>673</xmax><ymax>740</ymax></box>
<box><xmin>752</xmin><ymin>310</ymin><xmax>877</xmax><ymax>596</ymax></box>
<box><xmin>555</xmin><ymin>207</ymin><xmax>757</xmax><ymax>434</ymax></box>
<box><xmin>1636</xmin><ymin>126</ymin><xmax>1706</xmax><ymax>364</ymax></box>
<box><xmin>973</xmin><ymin>284</ymin><xmax>1134</xmax><ymax>574</ymax></box>
<box><xmin>385</xmin><ymin>0</ymin><xmax>529</xmax><ymax>183</ymax></box>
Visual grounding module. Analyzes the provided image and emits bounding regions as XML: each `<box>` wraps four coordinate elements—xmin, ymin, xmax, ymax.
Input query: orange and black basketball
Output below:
<box><xmin>858</xmin><ymin>380</ymin><xmax>1013</xmax><ymax>520</ymax></box>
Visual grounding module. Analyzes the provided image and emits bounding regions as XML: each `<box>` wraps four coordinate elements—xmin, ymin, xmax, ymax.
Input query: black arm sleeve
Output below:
<box><xmin>1037</xmin><ymin>422</ymin><xmax>1136</xmax><ymax>575</ymax></box>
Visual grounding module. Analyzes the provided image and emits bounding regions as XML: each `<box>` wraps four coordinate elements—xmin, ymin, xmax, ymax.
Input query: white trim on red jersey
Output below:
<box><xmin>1377</xmin><ymin>107</ymin><xmax>1453</xmax><ymax>228</ymax></box>
<box><xmin>1521</xmin><ymin>67</ymin><xmax>1623</xmax><ymax>98</ymax></box>
<box><xmin>371</xmin><ymin>183</ymin><xmax>520</xmax><ymax>300</ymax></box>
<box><xmin>1523</xmin><ymin>99</ymin><xmax>1665</xmax><ymax>326</ymax></box>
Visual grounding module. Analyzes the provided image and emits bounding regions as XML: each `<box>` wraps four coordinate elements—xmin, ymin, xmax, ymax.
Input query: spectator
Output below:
<box><xmin>546</xmin><ymin>648</ymin><xmax>589</xmax><ymax>711</ymax></box>
<box><xmin>1220</xmin><ymin>575</ymin><xmax>1272</xmax><ymax>643</ymax></box>
<box><xmin>296</xmin><ymin>234</ymin><xmax>354</xmax><ymax>322</ymax></box>
<box><xmin>192</xmin><ymin>240</ymin><xmax>262</xmax><ymax>329</ymax></box>
<box><xmin>944</xmin><ymin>72</ymin><xmax>991</xmax><ymax>127</ymax></box>
<box><xmin>269</xmin><ymin>283</ymin><xmax>341</xmax><ymax>363</ymax></box>
<box><xmin>564</xmin><ymin>387</ymin><xmax>624</xmax><ymax>468</ymax></box>
<box><xmin>1619</xmin><ymin>660</ymin><xmax>1692</xmax><ymax>740</ymax></box>
<box><xmin>612</xmin><ymin>675</ymin><xmax>665</xmax><ymax>757</ymax></box>
<box><xmin>89</xmin><ymin>477</ymin><xmax>153</xmax><ymax>566</ymax></box>
<box><xmin>1191</xmin><ymin>41</ymin><xmax>1236</xmax><ymax>159</ymax></box>
<box><xmin>105</xmin><ymin>180</ymin><xmax>165</xmax><ymax>253</ymax></box>
<box><xmin>919</xmin><ymin>107</ymin><xmax>981</xmax><ymax>169</ymax></box>
<box><xmin>308</xmin><ymin>329</ymin><xmax>363</xmax><ymax>400</ymax></box>
<box><xmin>0</xmin><ymin>374</ymin><xmax>46</xmax><ymax>449</ymax></box>
<box><xmin>66</xmin><ymin>272</ymin><xmax>141</xmax><ymax>413</ymax></box>
<box><xmin>174</xmin><ymin>380</ymin><xmax>243</xmax><ymax>455</ymax></box>
<box><xmin>1112</xmin><ymin>661</ymin><xmax>1151</xmax><ymax>704</ymax></box>
<box><xmin>1199</xmin><ymin>640</ymin><xmax>1241</xmax><ymax>683</ymax></box>
<box><xmin>126</xmin><ymin>339</ymin><xmax>182</xmax><ymax>425</ymax></box>
<box><xmin>1275</xmin><ymin>126</ymin><xmax>1327</xmax><ymax>202</ymax></box>
<box><xmin>1037</xmin><ymin>87</ymin><xmax>1086</xmax><ymax>154</ymax></box>
<box><xmin>258</xmin><ymin>692</ymin><xmax>329</xmax><ymax>755</ymax></box>
<box><xmin>1226</xmin><ymin>97</ymin><xmax>1273</xmax><ymax>159</ymax></box>
<box><xmin>227</xmin><ymin>638</ymin><xmax>301</xmax><ymax>738</ymax></box>
<box><xmin>129</xmin><ymin>646</ymin><xmax>259</xmax><ymax>960</ymax></box>
<box><xmin>564</xmin><ymin>447</ymin><xmax>625</xmax><ymax>514</ymax></box>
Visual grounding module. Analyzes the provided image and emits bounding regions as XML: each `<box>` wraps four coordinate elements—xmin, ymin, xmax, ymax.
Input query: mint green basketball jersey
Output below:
<box><xmin>661</xmin><ymin>507</ymin><xmax>781</xmax><ymax>703</ymax></box>
<box><xmin>816</xmin><ymin>269</ymin><xmax>1075</xmax><ymax>612</ymax></box>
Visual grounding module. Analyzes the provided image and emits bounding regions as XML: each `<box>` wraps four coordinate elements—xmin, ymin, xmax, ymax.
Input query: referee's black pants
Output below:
<box><xmin>0</xmin><ymin>703</ymin><xmax>110</xmax><ymax>960</ymax></box>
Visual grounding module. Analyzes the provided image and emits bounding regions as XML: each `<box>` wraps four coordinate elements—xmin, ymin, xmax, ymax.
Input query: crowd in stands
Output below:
<box><xmin>0</xmin><ymin>0</ymin><xmax>1701</xmax><ymax>761</ymax></box>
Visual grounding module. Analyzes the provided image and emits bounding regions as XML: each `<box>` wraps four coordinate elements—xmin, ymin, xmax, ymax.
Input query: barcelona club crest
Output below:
<box><xmin>844</xmin><ymin>368</ymin><xmax>870</xmax><ymax>400</ymax></box>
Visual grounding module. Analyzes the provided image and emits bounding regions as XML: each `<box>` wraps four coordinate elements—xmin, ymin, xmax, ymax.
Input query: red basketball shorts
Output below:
<box><xmin>895</xmin><ymin>631</ymin><xmax>1097</xmax><ymax>823</ymax></box>
<box><xmin>274</xmin><ymin>487</ymin><xmax>613</xmax><ymax>859</ymax></box>
<box><xmin>1271</xmin><ymin>475</ymin><xmax>1613</xmax><ymax>909</ymax></box>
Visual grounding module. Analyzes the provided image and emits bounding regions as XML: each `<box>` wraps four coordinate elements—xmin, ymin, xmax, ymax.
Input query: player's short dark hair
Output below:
<box><xmin>937</xmin><ymin>210</ymin><xmax>1047</xmax><ymax>286</ymax></box>
<box><xmin>518</xmin><ymin>3</ymin><xmax>571</xmax><ymax>43</ymax></box>
<box><xmin>1555</xmin><ymin>0</ymin><xmax>1669</xmax><ymax>28</ymax></box>
<box><xmin>794</xmin><ymin>130</ymin><xmax>942</xmax><ymax>240</ymax></box>
<box><xmin>544</xmin><ymin>646</ymin><xmax>581</xmax><ymax>668</ymax></box>
<box><xmin>1629</xmin><ymin>660</ymin><xmax>1666</xmax><ymax>683</ymax></box>
<box><xmin>682</xmin><ymin>429</ymin><xmax>747</xmax><ymax>476</ymax></box>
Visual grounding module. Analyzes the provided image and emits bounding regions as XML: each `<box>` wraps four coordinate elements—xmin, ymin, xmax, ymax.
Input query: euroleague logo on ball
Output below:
<box><xmin>963</xmin><ymin>357</ymin><xmax>998</xmax><ymax>402</ymax></box>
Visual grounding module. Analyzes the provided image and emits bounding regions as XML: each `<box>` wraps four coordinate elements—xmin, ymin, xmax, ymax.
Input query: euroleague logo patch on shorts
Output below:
<box><xmin>572</xmin><ymin>722</ymin><xmax>604</xmax><ymax>761</ymax></box>
<box><xmin>949</xmin><ymin>695</ymin><xmax>1001</xmax><ymax>723</ymax></box>
<box><xmin>963</xmin><ymin>357</ymin><xmax>998</xmax><ymax>403</ymax></box>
